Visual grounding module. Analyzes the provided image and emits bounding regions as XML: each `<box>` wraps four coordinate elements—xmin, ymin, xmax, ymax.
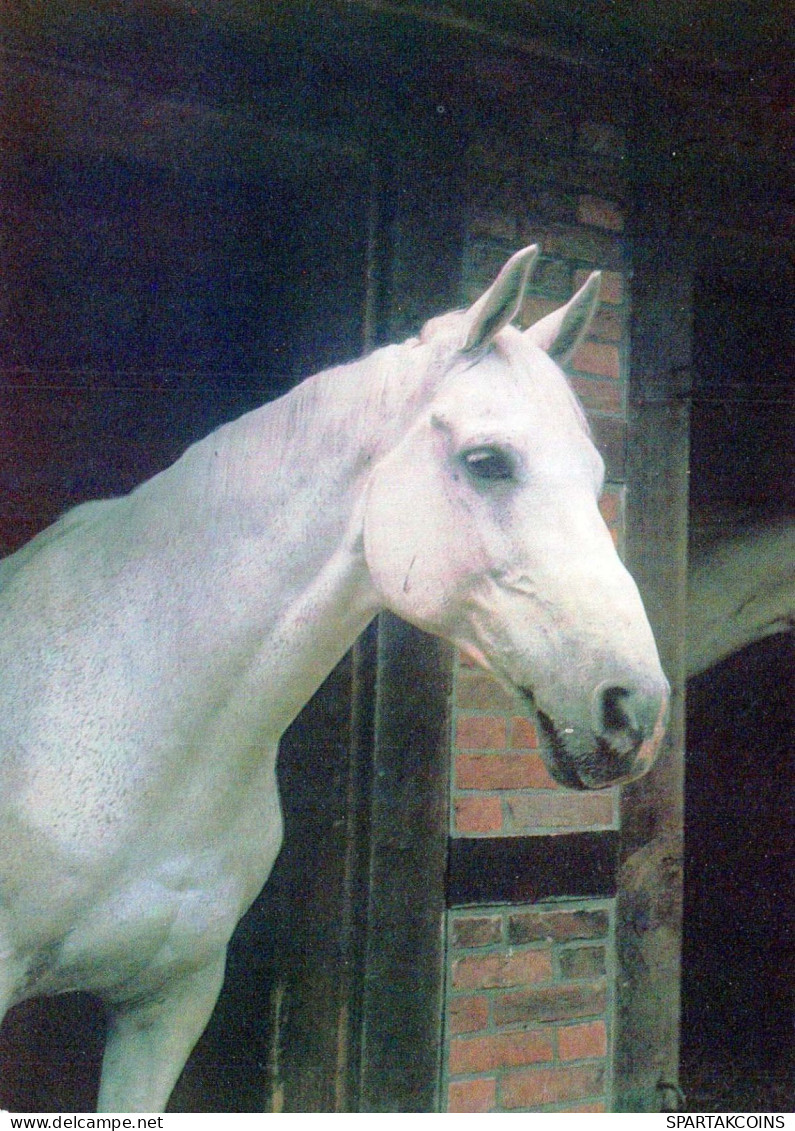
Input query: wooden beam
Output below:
<box><xmin>614</xmin><ymin>98</ymin><xmax>692</xmax><ymax>1109</ymax></box>
<box><xmin>355</xmin><ymin>615</ymin><xmax>452</xmax><ymax>1113</ymax></box>
<box><xmin>447</xmin><ymin>832</ymin><xmax>620</xmax><ymax>906</ymax></box>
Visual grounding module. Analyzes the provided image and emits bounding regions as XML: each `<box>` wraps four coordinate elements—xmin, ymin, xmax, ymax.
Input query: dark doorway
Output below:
<box><xmin>0</xmin><ymin>130</ymin><xmax>372</xmax><ymax>1110</ymax></box>
<box><xmin>682</xmin><ymin>636</ymin><xmax>793</xmax><ymax>1111</ymax></box>
<box><xmin>680</xmin><ymin>267</ymin><xmax>794</xmax><ymax>1112</ymax></box>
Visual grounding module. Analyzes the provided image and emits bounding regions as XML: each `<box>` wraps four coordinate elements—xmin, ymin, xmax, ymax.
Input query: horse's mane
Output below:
<box><xmin>232</xmin><ymin>330</ymin><xmax>460</xmax><ymax>479</ymax></box>
<box><xmin>1</xmin><ymin>318</ymin><xmax>594</xmax><ymax>579</ymax></box>
<box><xmin>230</xmin><ymin>318</ymin><xmax>594</xmax><ymax>503</ymax></box>
<box><xmin>0</xmin><ymin>499</ymin><xmax>111</xmax><ymax>585</ymax></box>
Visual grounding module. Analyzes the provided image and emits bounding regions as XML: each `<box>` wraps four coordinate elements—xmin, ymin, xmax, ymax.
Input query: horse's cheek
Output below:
<box><xmin>362</xmin><ymin>465</ymin><xmax>459</xmax><ymax>629</ymax></box>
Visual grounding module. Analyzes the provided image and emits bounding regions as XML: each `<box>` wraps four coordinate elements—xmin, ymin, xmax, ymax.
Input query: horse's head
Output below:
<box><xmin>363</xmin><ymin>246</ymin><xmax>669</xmax><ymax>790</ymax></box>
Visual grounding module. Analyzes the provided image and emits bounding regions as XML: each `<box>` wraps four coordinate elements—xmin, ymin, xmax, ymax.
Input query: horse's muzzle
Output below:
<box><xmin>529</xmin><ymin>681</ymin><xmax>670</xmax><ymax>790</ymax></box>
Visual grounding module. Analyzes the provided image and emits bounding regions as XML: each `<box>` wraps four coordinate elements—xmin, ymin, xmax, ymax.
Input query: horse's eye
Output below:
<box><xmin>462</xmin><ymin>447</ymin><xmax>516</xmax><ymax>483</ymax></box>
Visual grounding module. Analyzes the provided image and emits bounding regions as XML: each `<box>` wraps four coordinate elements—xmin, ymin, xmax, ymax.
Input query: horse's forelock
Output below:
<box><xmin>413</xmin><ymin>321</ymin><xmax>594</xmax><ymax>448</ymax></box>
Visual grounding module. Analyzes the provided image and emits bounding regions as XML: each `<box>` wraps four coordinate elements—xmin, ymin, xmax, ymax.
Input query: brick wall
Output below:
<box><xmin>444</xmin><ymin>903</ymin><xmax>615</xmax><ymax>1112</ymax></box>
<box><xmin>443</xmin><ymin>82</ymin><xmax>631</xmax><ymax>1111</ymax></box>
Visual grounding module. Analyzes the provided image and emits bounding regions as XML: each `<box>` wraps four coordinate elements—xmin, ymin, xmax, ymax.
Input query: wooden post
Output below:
<box><xmin>354</xmin><ymin>615</ymin><xmax>452</xmax><ymax>1112</ymax></box>
<box><xmin>614</xmin><ymin>189</ymin><xmax>692</xmax><ymax>1107</ymax></box>
<box><xmin>339</xmin><ymin>158</ymin><xmax>458</xmax><ymax>1112</ymax></box>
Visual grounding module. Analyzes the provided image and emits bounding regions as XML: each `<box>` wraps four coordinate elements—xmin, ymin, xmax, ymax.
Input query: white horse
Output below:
<box><xmin>0</xmin><ymin>246</ymin><xmax>668</xmax><ymax>1112</ymax></box>
<box><xmin>687</xmin><ymin>508</ymin><xmax>794</xmax><ymax>677</ymax></box>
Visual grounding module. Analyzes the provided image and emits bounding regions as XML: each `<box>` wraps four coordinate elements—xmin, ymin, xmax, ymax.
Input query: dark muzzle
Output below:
<box><xmin>528</xmin><ymin>679</ymin><xmax>669</xmax><ymax>790</ymax></box>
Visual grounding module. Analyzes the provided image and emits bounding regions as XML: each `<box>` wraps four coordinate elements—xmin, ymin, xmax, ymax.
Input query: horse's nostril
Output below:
<box><xmin>600</xmin><ymin>685</ymin><xmax>637</xmax><ymax>735</ymax></box>
<box><xmin>593</xmin><ymin>683</ymin><xmax>644</xmax><ymax>760</ymax></box>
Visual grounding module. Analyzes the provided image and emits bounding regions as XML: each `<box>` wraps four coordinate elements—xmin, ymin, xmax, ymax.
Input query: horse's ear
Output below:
<box><xmin>462</xmin><ymin>245</ymin><xmax>539</xmax><ymax>354</ymax></box>
<box><xmin>525</xmin><ymin>271</ymin><xmax>601</xmax><ymax>364</ymax></box>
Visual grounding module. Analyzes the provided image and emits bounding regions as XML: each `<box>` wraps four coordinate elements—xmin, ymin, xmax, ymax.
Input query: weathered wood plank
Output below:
<box><xmin>356</xmin><ymin>614</ymin><xmax>452</xmax><ymax>1113</ymax></box>
<box><xmin>615</xmin><ymin>181</ymin><xmax>692</xmax><ymax>1109</ymax></box>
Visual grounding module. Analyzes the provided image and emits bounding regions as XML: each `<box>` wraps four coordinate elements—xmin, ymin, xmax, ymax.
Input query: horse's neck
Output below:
<box><xmin>165</xmin><ymin>340</ymin><xmax>418</xmax><ymax>561</ymax></box>
<box><xmin>116</xmin><ymin>342</ymin><xmax>424</xmax><ymax>730</ymax></box>
<box><xmin>687</xmin><ymin>515</ymin><xmax>795</xmax><ymax>677</ymax></box>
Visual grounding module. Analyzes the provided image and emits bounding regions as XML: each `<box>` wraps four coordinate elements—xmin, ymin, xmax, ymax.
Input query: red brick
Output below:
<box><xmin>505</xmin><ymin>790</ymin><xmax>615</xmax><ymax>832</ymax></box>
<box><xmin>500</xmin><ymin>1064</ymin><xmax>605</xmax><ymax>1109</ymax></box>
<box><xmin>451</xmin><ymin>915</ymin><xmax>502</xmax><ymax>948</ymax></box>
<box><xmin>571</xmin><ymin>340</ymin><xmax>620</xmax><ymax>380</ymax></box>
<box><xmin>454</xmin><ymin>795</ymin><xmax>503</xmax><ymax>834</ymax></box>
<box><xmin>509</xmin><ymin>716</ymin><xmax>539</xmax><ymax>750</ymax></box>
<box><xmin>449</xmin><ymin>1029</ymin><xmax>554</xmax><ymax>1075</ymax></box>
<box><xmin>520</xmin><ymin>295</ymin><xmax>559</xmax><ymax>330</ymax></box>
<box><xmin>559</xmin><ymin>1020</ymin><xmax>608</xmax><ymax>1060</ymax></box>
<box><xmin>577</xmin><ymin>195</ymin><xmax>625</xmax><ymax>232</ymax></box>
<box><xmin>589</xmin><ymin>304</ymin><xmax>623</xmax><ymax>342</ymax></box>
<box><xmin>452</xmin><ymin>948</ymin><xmax>553</xmax><ymax>991</ymax></box>
<box><xmin>521</xmin><ymin>184</ymin><xmax>575</xmax><ymax>227</ymax></box>
<box><xmin>456</xmin><ymin>753</ymin><xmax>552</xmax><ymax>790</ymax></box>
<box><xmin>447</xmin><ymin>1077</ymin><xmax>496</xmax><ymax>1113</ymax></box>
<box><xmin>575</xmin><ymin>267</ymin><xmax>624</xmax><ymax>304</ymax></box>
<box><xmin>544</xmin><ymin>227</ymin><xmax>621</xmax><ymax>269</ymax></box>
<box><xmin>456</xmin><ymin>715</ymin><xmax>507</xmax><ymax>751</ymax></box>
<box><xmin>508</xmin><ymin>910</ymin><xmax>609</xmax><ymax>944</ymax></box>
<box><xmin>558</xmin><ymin>946</ymin><xmax>606</xmax><ymax>978</ymax></box>
<box><xmin>598</xmin><ymin>489</ymin><xmax>621</xmax><ymax>527</ymax></box>
<box><xmin>531</xmin><ymin>256</ymin><xmax>572</xmax><ymax>298</ymax></box>
<box><xmin>456</xmin><ymin>667</ymin><xmax>515</xmax><ymax>711</ymax></box>
<box><xmin>569</xmin><ymin>375</ymin><xmax>622</xmax><ymax>416</ymax></box>
<box><xmin>448</xmin><ymin>994</ymin><xmax>490</xmax><ymax>1035</ymax></box>
<box><xmin>493</xmin><ymin>981</ymin><xmax>607</xmax><ymax>1025</ymax></box>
